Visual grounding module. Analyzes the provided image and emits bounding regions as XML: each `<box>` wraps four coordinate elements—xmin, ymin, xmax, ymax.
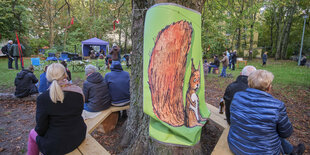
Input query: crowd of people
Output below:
<box><xmin>205</xmin><ymin>50</ymin><xmax>238</xmax><ymax>78</ymax></box>
<box><xmin>1</xmin><ymin>40</ymin><xmax>26</xmax><ymax>70</ymax></box>
<box><xmin>11</xmin><ymin>44</ymin><xmax>131</xmax><ymax>154</ymax></box>
<box><xmin>2</xmin><ymin>40</ymin><xmax>305</xmax><ymax>154</ymax></box>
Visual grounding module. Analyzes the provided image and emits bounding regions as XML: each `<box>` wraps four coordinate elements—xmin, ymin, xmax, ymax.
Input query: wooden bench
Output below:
<box><xmin>206</xmin><ymin>103</ymin><xmax>233</xmax><ymax>155</ymax></box>
<box><xmin>67</xmin><ymin>105</ymin><xmax>130</xmax><ymax>155</ymax></box>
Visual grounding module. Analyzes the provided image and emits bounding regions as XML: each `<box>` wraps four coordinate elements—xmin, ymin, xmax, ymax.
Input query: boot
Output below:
<box><xmin>290</xmin><ymin>143</ymin><xmax>305</xmax><ymax>155</ymax></box>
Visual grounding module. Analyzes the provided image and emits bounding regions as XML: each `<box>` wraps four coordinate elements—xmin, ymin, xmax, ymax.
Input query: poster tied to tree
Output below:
<box><xmin>143</xmin><ymin>3</ymin><xmax>210</xmax><ymax>146</ymax></box>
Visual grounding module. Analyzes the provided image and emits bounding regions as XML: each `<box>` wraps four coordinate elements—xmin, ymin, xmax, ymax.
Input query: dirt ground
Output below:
<box><xmin>0</xmin><ymin>75</ymin><xmax>309</xmax><ymax>154</ymax></box>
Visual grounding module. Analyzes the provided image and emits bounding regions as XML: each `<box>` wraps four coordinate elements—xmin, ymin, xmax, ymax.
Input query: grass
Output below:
<box><xmin>0</xmin><ymin>57</ymin><xmax>309</xmax><ymax>91</ymax></box>
<box><xmin>0</xmin><ymin>57</ymin><xmax>131</xmax><ymax>90</ymax></box>
<box><xmin>207</xmin><ymin>58</ymin><xmax>310</xmax><ymax>88</ymax></box>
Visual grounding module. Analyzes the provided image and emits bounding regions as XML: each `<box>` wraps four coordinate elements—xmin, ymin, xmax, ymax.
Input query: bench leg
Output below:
<box><xmin>97</xmin><ymin>112</ymin><xmax>119</xmax><ymax>134</ymax></box>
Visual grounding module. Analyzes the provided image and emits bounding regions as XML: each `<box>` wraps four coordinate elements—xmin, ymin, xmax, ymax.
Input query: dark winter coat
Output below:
<box><xmin>83</xmin><ymin>72</ymin><xmax>111</xmax><ymax>112</ymax></box>
<box><xmin>9</xmin><ymin>43</ymin><xmax>25</xmax><ymax>57</ymax></box>
<box><xmin>263</xmin><ymin>53</ymin><xmax>268</xmax><ymax>63</ymax></box>
<box><xmin>1</xmin><ymin>43</ymin><xmax>12</xmax><ymax>55</ymax></box>
<box><xmin>14</xmin><ymin>69</ymin><xmax>38</xmax><ymax>98</ymax></box>
<box><xmin>211</xmin><ymin>57</ymin><xmax>220</xmax><ymax>67</ymax></box>
<box><xmin>223</xmin><ymin>75</ymin><xmax>248</xmax><ymax>125</ymax></box>
<box><xmin>228</xmin><ymin>88</ymin><xmax>293</xmax><ymax>155</ymax></box>
<box><xmin>35</xmin><ymin>90</ymin><xmax>86</xmax><ymax>155</ymax></box>
<box><xmin>104</xmin><ymin>61</ymin><xmax>130</xmax><ymax>104</ymax></box>
<box><xmin>232</xmin><ymin>52</ymin><xmax>237</xmax><ymax>63</ymax></box>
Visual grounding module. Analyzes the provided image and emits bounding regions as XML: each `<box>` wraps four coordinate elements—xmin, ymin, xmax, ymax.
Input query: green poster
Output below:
<box><xmin>143</xmin><ymin>3</ymin><xmax>211</xmax><ymax>146</ymax></box>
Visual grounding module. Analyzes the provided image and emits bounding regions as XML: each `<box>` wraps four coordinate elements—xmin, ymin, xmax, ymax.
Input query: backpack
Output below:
<box><xmin>1</xmin><ymin>45</ymin><xmax>8</xmax><ymax>54</ymax></box>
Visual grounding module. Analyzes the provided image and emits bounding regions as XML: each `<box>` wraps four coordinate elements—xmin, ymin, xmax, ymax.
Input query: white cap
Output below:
<box><xmin>8</xmin><ymin>40</ymin><xmax>13</xmax><ymax>43</ymax></box>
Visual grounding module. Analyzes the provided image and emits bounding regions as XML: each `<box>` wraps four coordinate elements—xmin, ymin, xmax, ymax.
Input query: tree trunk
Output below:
<box><xmin>46</xmin><ymin>0</ymin><xmax>55</xmax><ymax>48</ymax></box>
<box><xmin>275</xmin><ymin>7</ymin><xmax>284</xmax><ymax>60</ymax></box>
<box><xmin>122</xmin><ymin>0</ymin><xmax>206</xmax><ymax>154</ymax></box>
<box><xmin>281</xmin><ymin>3</ymin><xmax>296</xmax><ymax>59</ymax></box>
<box><xmin>124</xmin><ymin>27</ymin><xmax>128</xmax><ymax>53</ymax></box>
<box><xmin>119</xmin><ymin>28</ymin><xmax>122</xmax><ymax>48</ymax></box>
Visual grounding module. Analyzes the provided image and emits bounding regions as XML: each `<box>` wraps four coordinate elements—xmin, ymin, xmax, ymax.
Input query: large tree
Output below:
<box><xmin>122</xmin><ymin>0</ymin><xmax>206</xmax><ymax>154</ymax></box>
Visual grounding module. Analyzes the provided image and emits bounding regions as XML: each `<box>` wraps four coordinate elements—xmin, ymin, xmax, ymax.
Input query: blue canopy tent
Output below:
<box><xmin>81</xmin><ymin>37</ymin><xmax>109</xmax><ymax>58</ymax></box>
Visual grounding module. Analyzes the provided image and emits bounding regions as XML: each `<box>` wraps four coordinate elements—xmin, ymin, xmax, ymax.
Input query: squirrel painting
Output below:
<box><xmin>185</xmin><ymin>59</ymin><xmax>207</xmax><ymax>127</ymax></box>
<box><xmin>148</xmin><ymin>20</ymin><xmax>207</xmax><ymax>127</ymax></box>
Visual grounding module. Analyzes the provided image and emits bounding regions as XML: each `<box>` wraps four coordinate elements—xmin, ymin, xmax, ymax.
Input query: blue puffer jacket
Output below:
<box><xmin>228</xmin><ymin>88</ymin><xmax>293</xmax><ymax>155</ymax></box>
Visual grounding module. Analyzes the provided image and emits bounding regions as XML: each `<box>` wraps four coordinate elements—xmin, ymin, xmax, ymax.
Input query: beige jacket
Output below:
<box><xmin>221</xmin><ymin>56</ymin><xmax>229</xmax><ymax>67</ymax></box>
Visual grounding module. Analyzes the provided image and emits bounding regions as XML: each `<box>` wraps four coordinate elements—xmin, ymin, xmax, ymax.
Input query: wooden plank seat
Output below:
<box><xmin>212</xmin><ymin>127</ymin><xmax>233</xmax><ymax>155</ymax></box>
<box><xmin>67</xmin><ymin>105</ymin><xmax>130</xmax><ymax>155</ymax></box>
<box><xmin>206</xmin><ymin>103</ymin><xmax>233</xmax><ymax>155</ymax></box>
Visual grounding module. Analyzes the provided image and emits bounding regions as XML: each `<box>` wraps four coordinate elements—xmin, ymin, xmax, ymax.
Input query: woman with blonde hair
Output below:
<box><xmin>228</xmin><ymin>70</ymin><xmax>305</xmax><ymax>155</ymax></box>
<box><xmin>27</xmin><ymin>63</ymin><xmax>86</xmax><ymax>155</ymax></box>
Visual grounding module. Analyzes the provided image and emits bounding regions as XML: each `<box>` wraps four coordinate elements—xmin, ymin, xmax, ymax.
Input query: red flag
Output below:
<box><xmin>70</xmin><ymin>17</ymin><xmax>74</xmax><ymax>25</ymax></box>
<box><xmin>113</xmin><ymin>19</ymin><xmax>120</xmax><ymax>30</ymax></box>
<box><xmin>15</xmin><ymin>32</ymin><xmax>24</xmax><ymax>68</ymax></box>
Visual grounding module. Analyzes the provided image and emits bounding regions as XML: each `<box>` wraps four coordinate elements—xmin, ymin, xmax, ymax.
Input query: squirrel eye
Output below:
<box><xmin>193</xmin><ymin>79</ymin><xmax>196</xmax><ymax>82</ymax></box>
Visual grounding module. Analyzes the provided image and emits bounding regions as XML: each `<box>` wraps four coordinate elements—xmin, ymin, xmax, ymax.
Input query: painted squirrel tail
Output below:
<box><xmin>148</xmin><ymin>21</ymin><xmax>193</xmax><ymax>127</ymax></box>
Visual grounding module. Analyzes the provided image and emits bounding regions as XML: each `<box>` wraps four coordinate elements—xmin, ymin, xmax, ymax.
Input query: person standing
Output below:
<box><xmin>109</xmin><ymin>43</ymin><xmax>121</xmax><ymax>62</ymax></box>
<box><xmin>1</xmin><ymin>40</ymin><xmax>13</xmax><ymax>69</ymax></box>
<box><xmin>231</xmin><ymin>50</ymin><xmax>237</xmax><ymax>70</ymax></box>
<box><xmin>229</xmin><ymin>50</ymin><xmax>233</xmax><ymax>69</ymax></box>
<box><xmin>223</xmin><ymin>66</ymin><xmax>256</xmax><ymax>125</ymax></box>
<box><xmin>9</xmin><ymin>40</ymin><xmax>25</xmax><ymax>70</ymax></box>
<box><xmin>262</xmin><ymin>51</ymin><xmax>268</xmax><ymax>66</ymax></box>
<box><xmin>220</xmin><ymin>52</ymin><xmax>229</xmax><ymax>77</ymax></box>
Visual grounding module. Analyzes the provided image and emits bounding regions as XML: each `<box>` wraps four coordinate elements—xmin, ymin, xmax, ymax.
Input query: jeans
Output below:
<box><xmin>27</xmin><ymin>129</ymin><xmax>39</xmax><ymax>155</ymax></box>
<box><xmin>280</xmin><ymin>138</ymin><xmax>293</xmax><ymax>154</ymax></box>
<box><xmin>8</xmin><ymin>55</ymin><xmax>13</xmax><ymax>69</ymax></box>
<box><xmin>220</xmin><ymin>66</ymin><xmax>227</xmax><ymax>77</ymax></box>
<box><xmin>14</xmin><ymin>56</ymin><xmax>23</xmax><ymax>70</ymax></box>
<box><xmin>208</xmin><ymin>65</ymin><xmax>218</xmax><ymax>73</ymax></box>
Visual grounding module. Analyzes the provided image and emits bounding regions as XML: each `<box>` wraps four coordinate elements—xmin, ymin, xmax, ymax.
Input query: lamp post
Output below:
<box><xmin>298</xmin><ymin>13</ymin><xmax>309</xmax><ymax>66</ymax></box>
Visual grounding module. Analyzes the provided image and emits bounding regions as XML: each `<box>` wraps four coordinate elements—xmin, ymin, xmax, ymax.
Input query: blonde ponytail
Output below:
<box><xmin>49</xmin><ymin>80</ymin><xmax>64</xmax><ymax>103</ymax></box>
<box><xmin>46</xmin><ymin>63</ymin><xmax>67</xmax><ymax>103</ymax></box>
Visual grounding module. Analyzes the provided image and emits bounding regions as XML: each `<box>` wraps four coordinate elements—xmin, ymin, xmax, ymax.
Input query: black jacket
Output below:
<box><xmin>232</xmin><ymin>52</ymin><xmax>237</xmax><ymax>63</ymax></box>
<box><xmin>211</xmin><ymin>58</ymin><xmax>220</xmax><ymax>67</ymax></box>
<box><xmin>14</xmin><ymin>69</ymin><xmax>38</xmax><ymax>98</ymax></box>
<box><xmin>35</xmin><ymin>90</ymin><xmax>86</xmax><ymax>155</ymax></box>
<box><xmin>83</xmin><ymin>72</ymin><xmax>111</xmax><ymax>111</ymax></box>
<box><xmin>223</xmin><ymin>75</ymin><xmax>248</xmax><ymax>125</ymax></box>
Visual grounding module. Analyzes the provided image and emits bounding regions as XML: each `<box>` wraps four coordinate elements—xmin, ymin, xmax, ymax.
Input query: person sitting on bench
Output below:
<box><xmin>208</xmin><ymin>55</ymin><xmax>220</xmax><ymax>73</ymax></box>
<box><xmin>105</xmin><ymin>61</ymin><xmax>130</xmax><ymax>107</ymax></box>
<box><xmin>223</xmin><ymin>65</ymin><xmax>256</xmax><ymax>125</ymax></box>
<box><xmin>82</xmin><ymin>64</ymin><xmax>111</xmax><ymax>119</ymax></box>
<box><xmin>14</xmin><ymin>65</ymin><xmax>38</xmax><ymax>98</ymax></box>
<box><xmin>27</xmin><ymin>63</ymin><xmax>86</xmax><ymax>155</ymax></box>
<box><xmin>38</xmin><ymin>66</ymin><xmax>50</xmax><ymax>94</ymax></box>
<box><xmin>228</xmin><ymin>70</ymin><xmax>305</xmax><ymax>155</ymax></box>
